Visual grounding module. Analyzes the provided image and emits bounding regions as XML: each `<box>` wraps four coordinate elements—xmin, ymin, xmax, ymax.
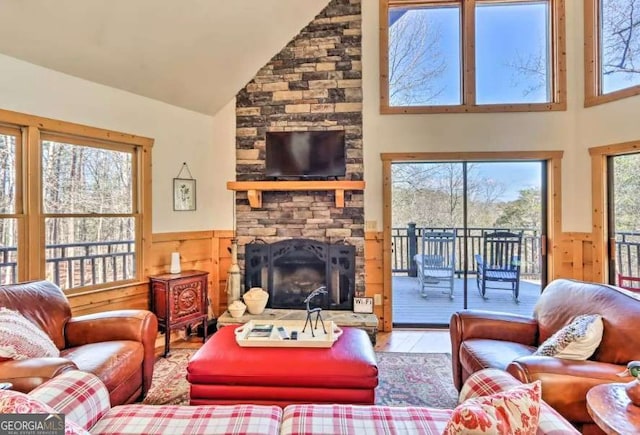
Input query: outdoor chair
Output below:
<box><xmin>413</xmin><ymin>230</ymin><xmax>456</xmax><ymax>299</ymax></box>
<box><xmin>475</xmin><ymin>230</ymin><xmax>523</xmax><ymax>302</ymax></box>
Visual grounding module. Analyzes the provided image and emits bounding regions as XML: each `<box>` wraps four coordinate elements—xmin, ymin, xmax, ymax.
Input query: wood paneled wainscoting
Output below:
<box><xmin>66</xmin><ymin>229</ymin><xmax>594</xmax><ymax>336</ymax></box>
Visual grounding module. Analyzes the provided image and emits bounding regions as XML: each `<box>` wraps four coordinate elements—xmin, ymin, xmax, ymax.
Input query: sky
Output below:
<box><xmin>472</xmin><ymin>161</ymin><xmax>542</xmax><ymax>201</ymax></box>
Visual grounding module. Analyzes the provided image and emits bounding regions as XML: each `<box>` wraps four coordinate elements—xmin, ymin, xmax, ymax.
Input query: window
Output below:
<box><xmin>585</xmin><ymin>0</ymin><xmax>640</xmax><ymax>106</ymax></box>
<box><xmin>380</xmin><ymin>0</ymin><xmax>566</xmax><ymax>113</ymax></box>
<box><xmin>0</xmin><ymin>109</ymin><xmax>152</xmax><ymax>293</ymax></box>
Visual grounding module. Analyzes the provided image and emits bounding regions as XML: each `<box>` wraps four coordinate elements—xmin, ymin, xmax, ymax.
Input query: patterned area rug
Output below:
<box><xmin>143</xmin><ymin>349</ymin><xmax>459</xmax><ymax>409</ymax></box>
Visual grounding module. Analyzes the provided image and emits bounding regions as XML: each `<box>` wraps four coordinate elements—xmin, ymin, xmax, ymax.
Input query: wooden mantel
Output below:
<box><xmin>227</xmin><ymin>180</ymin><xmax>366</xmax><ymax>208</ymax></box>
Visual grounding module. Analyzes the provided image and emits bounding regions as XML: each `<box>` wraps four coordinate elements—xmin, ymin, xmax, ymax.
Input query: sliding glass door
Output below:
<box><xmin>391</xmin><ymin>160</ymin><xmax>546</xmax><ymax>327</ymax></box>
<box><xmin>607</xmin><ymin>153</ymin><xmax>640</xmax><ymax>290</ymax></box>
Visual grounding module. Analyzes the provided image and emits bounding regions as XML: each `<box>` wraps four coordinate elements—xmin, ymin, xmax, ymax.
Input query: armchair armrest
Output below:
<box><xmin>450</xmin><ymin>310</ymin><xmax>538</xmax><ymax>391</ymax></box>
<box><xmin>65</xmin><ymin>309</ymin><xmax>158</xmax><ymax>395</ymax></box>
<box><xmin>0</xmin><ymin>358</ymin><xmax>77</xmax><ymax>393</ymax></box>
<box><xmin>450</xmin><ymin>310</ymin><xmax>538</xmax><ymax>346</ymax></box>
<box><xmin>508</xmin><ymin>356</ymin><xmax>627</xmax><ymax>424</ymax></box>
<box><xmin>65</xmin><ymin>309</ymin><xmax>157</xmax><ymax>346</ymax></box>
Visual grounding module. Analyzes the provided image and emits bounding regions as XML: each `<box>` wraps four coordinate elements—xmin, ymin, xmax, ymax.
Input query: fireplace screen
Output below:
<box><xmin>244</xmin><ymin>239</ymin><xmax>355</xmax><ymax>310</ymax></box>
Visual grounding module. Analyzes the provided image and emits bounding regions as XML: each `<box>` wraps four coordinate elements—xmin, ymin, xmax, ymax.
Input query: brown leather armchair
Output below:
<box><xmin>450</xmin><ymin>278</ymin><xmax>640</xmax><ymax>432</ymax></box>
<box><xmin>0</xmin><ymin>280</ymin><xmax>158</xmax><ymax>406</ymax></box>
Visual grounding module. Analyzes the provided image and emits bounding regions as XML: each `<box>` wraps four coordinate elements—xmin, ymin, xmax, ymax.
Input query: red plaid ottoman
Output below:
<box><xmin>188</xmin><ymin>325</ymin><xmax>378</xmax><ymax>407</ymax></box>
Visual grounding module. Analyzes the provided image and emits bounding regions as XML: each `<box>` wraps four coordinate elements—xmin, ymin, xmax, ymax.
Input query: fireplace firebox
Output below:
<box><xmin>244</xmin><ymin>239</ymin><xmax>355</xmax><ymax>310</ymax></box>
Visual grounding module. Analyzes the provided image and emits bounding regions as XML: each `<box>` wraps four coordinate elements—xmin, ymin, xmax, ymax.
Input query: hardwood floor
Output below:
<box><xmin>164</xmin><ymin>328</ymin><xmax>452</xmax><ymax>355</ymax></box>
<box><xmin>374</xmin><ymin>329</ymin><xmax>451</xmax><ymax>353</ymax></box>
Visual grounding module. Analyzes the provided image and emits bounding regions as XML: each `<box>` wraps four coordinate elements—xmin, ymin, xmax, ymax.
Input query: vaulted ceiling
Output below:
<box><xmin>0</xmin><ymin>1</ymin><xmax>329</xmax><ymax>115</ymax></box>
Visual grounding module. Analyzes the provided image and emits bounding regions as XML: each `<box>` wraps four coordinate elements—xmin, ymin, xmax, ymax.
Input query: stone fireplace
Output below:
<box><xmin>244</xmin><ymin>239</ymin><xmax>355</xmax><ymax>310</ymax></box>
<box><xmin>234</xmin><ymin>0</ymin><xmax>365</xmax><ymax>306</ymax></box>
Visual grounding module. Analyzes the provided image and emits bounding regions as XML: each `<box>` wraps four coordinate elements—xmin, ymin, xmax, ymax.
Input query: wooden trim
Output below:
<box><xmin>591</xmin><ymin>153</ymin><xmax>606</xmax><ymax>282</ymax></box>
<box><xmin>15</xmin><ymin>128</ymin><xmax>26</xmax><ymax>282</ymax></box>
<box><xmin>139</xmin><ymin>140</ymin><xmax>153</xmax><ymax>280</ymax></box>
<box><xmin>381</xmin><ymin>150</ymin><xmax>564</xmax><ymax>161</ymax></box>
<box><xmin>381</xmin><ymin>158</ymin><xmax>393</xmax><ymax>331</ymax></box>
<box><xmin>583</xmin><ymin>0</ymin><xmax>640</xmax><ymax>107</ymax></box>
<box><xmin>547</xmin><ymin>154</ymin><xmax>562</xmax><ymax>279</ymax></box>
<box><xmin>553</xmin><ymin>0</ymin><xmax>567</xmax><ymax>109</ymax></box>
<box><xmin>0</xmin><ymin>108</ymin><xmax>153</xmax><ymax>147</ymax></box>
<box><xmin>41</xmin><ymin>133</ymin><xmax>138</xmax><ymax>153</ymax></box>
<box><xmin>25</xmin><ymin>126</ymin><xmax>44</xmax><ymax>280</ymax></box>
<box><xmin>152</xmin><ymin>231</ymin><xmax>215</xmax><ymax>243</ymax></box>
<box><xmin>379</xmin><ymin>0</ymin><xmax>567</xmax><ymax>114</ymax></box>
<box><xmin>583</xmin><ymin>0</ymin><xmax>598</xmax><ymax>106</ymax></box>
<box><xmin>379</xmin><ymin>0</ymin><xmax>391</xmax><ymax>112</ymax></box>
<box><xmin>381</xmin><ymin>151</ymin><xmax>563</xmax><ymax>330</ymax></box>
<box><xmin>589</xmin><ymin>139</ymin><xmax>640</xmax><ymax>156</ymax></box>
<box><xmin>587</xmin><ymin>140</ymin><xmax>640</xmax><ymax>283</ymax></box>
<box><xmin>227</xmin><ymin>181</ymin><xmax>365</xmax><ymax>209</ymax></box>
<box><xmin>462</xmin><ymin>0</ymin><xmax>475</xmax><ymax>106</ymax></box>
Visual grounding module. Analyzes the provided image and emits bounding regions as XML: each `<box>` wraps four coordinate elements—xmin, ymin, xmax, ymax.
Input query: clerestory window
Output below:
<box><xmin>585</xmin><ymin>0</ymin><xmax>640</xmax><ymax>106</ymax></box>
<box><xmin>380</xmin><ymin>0</ymin><xmax>567</xmax><ymax>113</ymax></box>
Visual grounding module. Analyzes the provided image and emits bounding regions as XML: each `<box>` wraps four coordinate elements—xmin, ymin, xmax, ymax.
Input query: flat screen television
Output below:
<box><xmin>265</xmin><ymin>130</ymin><xmax>346</xmax><ymax>178</ymax></box>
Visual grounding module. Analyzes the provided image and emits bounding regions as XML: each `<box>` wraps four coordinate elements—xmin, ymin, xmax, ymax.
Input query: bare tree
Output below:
<box><xmin>392</xmin><ymin>163</ymin><xmax>507</xmax><ymax>229</ymax></box>
<box><xmin>388</xmin><ymin>10</ymin><xmax>448</xmax><ymax>105</ymax></box>
<box><xmin>505</xmin><ymin>49</ymin><xmax>547</xmax><ymax>97</ymax></box>
<box><xmin>601</xmin><ymin>0</ymin><xmax>640</xmax><ymax>77</ymax></box>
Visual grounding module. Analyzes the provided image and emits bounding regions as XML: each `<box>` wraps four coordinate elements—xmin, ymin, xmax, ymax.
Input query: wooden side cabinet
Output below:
<box><xmin>149</xmin><ymin>270</ymin><xmax>209</xmax><ymax>357</ymax></box>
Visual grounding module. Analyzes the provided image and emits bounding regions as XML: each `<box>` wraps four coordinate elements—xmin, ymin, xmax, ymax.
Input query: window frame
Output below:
<box><xmin>379</xmin><ymin>0</ymin><xmax>567</xmax><ymax>114</ymax></box>
<box><xmin>584</xmin><ymin>0</ymin><xmax>640</xmax><ymax>107</ymax></box>
<box><xmin>0</xmin><ymin>108</ymin><xmax>153</xmax><ymax>295</ymax></box>
<box><xmin>0</xmin><ymin>125</ymin><xmax>25</xmax><ymax>284</ymax></box>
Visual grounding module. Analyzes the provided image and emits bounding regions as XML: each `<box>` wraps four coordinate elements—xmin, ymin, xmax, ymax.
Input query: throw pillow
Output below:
<box><xmin>534</xmin><ymin>314</ymin><xmax>603</xmax><ymax>360</ymax></box>
<box><xmin>0</xmin><ymin>390</ymin><xmax>90</xmax><ymax>435</ymax></box>
<box><xmin>443</xmin><ymin>381</ymin><xmax>541</xmax><ymax>435</ymax></box>
<box><xmin>0</xmin><ymin>307</ymin><xmax>60</xmax><ymax>360</ymax></box>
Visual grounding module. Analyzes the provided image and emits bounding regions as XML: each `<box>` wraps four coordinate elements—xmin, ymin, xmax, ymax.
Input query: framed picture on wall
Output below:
<box><xmin>173</xmin><ymin>178</ymin><xmax>196</xmax><ymax>211</ymax></box>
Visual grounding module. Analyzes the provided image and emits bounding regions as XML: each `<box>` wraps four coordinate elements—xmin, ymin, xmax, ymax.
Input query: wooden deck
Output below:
<box><xmin>392</xmin><ymin>275</ymin><xmax>541</xmax><ymax>326</ymax></box>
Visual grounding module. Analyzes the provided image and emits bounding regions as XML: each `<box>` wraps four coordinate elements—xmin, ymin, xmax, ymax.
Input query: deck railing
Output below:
<box><xmin>392</xmin><ymin>225</ymin><xmax>541</xmax><ymax>278</ymax></box>
<box><xmin>0</xmin><ymin>241</ymin><xmax>135</xmax><ymax>288</ymax></box>
<box><xmin>616</xmin><ymin>232</ymin><xmax>640</xmax><ymax>282</ymax></box>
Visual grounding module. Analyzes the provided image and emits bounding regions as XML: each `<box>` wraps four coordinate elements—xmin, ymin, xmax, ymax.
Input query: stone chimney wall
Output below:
<box><xmin>234</xmin><ymin>0</ymin><xmax>364</xmax><ymax>295</ymax></box>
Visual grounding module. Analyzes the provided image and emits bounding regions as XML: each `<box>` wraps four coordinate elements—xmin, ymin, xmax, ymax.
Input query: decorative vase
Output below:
<box><xmin>243</xmin><ymin>287</ymin><xmax>269</xmax><ymax>315</ymax></box>
<box><xmin>170</xmin><ymin>252</ymin><xmax>181</xmax><ymax>274</ymax></box>
<box><xmin>626</xmin><ymin>379</ymin><xmax>640</xmax><ymax>406</ymax></box>
<box><xmin>227</xmin><ymin>239</ymin><xmax>241</xmax><ymax>302</ymax></box>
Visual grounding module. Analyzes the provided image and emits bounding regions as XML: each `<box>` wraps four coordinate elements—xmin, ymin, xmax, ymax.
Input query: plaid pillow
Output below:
<box><xmin>30</xmin><ymin>371</ymin><xmax>110</xmax><ymax>431</ymax></box>
<box><xmin>534</xmin><ymin>314</ymin><xmax>603</xmax><ymax>359</ymax></box>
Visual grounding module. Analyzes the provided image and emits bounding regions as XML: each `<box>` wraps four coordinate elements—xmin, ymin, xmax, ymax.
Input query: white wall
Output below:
<box><xmin>361</xmin><ymin>0</ymin><xmax>640</xmax><ymax>233</ymax></box>
<box><xmin>0</xmin><ymin>53</ymin><xmax>235</xmax><ymax>233</ymax></box>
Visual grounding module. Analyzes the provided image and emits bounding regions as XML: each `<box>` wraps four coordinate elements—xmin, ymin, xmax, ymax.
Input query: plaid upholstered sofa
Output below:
<box><xmin>4</xmin><ymin>369</ymin><xmax>577</xmax><ymax>434</ymax></box>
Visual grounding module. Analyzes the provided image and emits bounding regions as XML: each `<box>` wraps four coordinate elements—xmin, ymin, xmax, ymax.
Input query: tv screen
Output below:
<box><xmin>265</xmin><ymin>131</ymin><xmax>346</xmax><ymax>178</ymax></box>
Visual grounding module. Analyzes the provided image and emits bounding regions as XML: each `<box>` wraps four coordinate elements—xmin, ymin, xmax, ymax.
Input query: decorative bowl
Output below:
<box><xmin>243</xmin><ymin>287</ymin><xmax>269</xmax><ymax>315</ymax></box>
<box><xmin>228</xmin><ymin>300</ymin><xmax>247</xmax><ymax>318</ymax></box>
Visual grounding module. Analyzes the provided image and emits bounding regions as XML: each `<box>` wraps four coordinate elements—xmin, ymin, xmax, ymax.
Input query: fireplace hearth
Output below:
<box><xmin>244</xmin><ymin>239</ymin><xmax>355</xmax><ymax>310</ymax></box>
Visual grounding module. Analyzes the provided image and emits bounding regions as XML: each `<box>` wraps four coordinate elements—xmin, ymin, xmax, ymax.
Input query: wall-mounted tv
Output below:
<box><xmin>265</xmin><ymin>130</ymin><xmax>346</xmax><ymax>179</ymax></box>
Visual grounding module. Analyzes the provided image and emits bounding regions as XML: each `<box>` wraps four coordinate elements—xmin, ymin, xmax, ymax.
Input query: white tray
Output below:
<box><xmin>234</xmin><ymin>319</ymin><xmax>343</xmax><ymax>348</ymax></box>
